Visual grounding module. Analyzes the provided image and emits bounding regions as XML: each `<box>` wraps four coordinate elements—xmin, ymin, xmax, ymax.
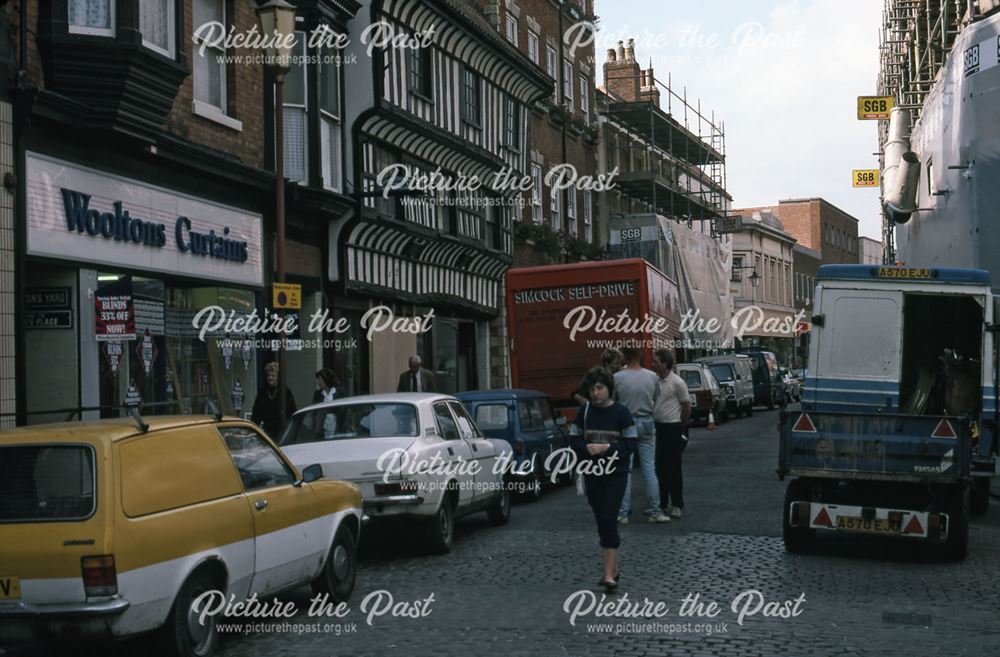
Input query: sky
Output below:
<box><xmin>593</xmin><ymin>0</ymin><xmax>884</xmax><ymax>239</ymax></box>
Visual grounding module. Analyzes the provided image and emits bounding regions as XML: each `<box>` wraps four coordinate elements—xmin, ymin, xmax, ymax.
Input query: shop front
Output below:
<box><xmin>23</xmin><ymin>152</ymin><xmax>264</xmax><ymax>424</ymax></box>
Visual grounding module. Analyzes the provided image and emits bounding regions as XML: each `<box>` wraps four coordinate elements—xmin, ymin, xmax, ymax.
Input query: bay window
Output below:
<box><xmin>68</xmin><ymin>0</ymin><xmax>113</xmax><ymax>35</ymax></box>
<box><xmin>140</xmin><ymin>0</ymin><xmax>175</xmax><ymax>57</ymax></box>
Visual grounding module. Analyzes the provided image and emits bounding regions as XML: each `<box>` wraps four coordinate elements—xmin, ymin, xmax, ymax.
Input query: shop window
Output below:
<box><xmin>69</xmin><ymin>0</ymin><xmax>114</xmax><ymax>35</ymax></box>
<box><xmin>140</xmin><ymin>0</ymin><xmax>176</xmax><ymax>58</ymax></box>
<box><xmin>96</xmin><ymin>274</ymin><xmax>257</xmax><ymax>419</ymax></box>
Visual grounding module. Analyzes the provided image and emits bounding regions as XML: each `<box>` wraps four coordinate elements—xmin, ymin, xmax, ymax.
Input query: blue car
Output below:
<box><xmin>456</xmin><ymin>390</ymin><xmax>573</xmax><ymax>501</ymax></box>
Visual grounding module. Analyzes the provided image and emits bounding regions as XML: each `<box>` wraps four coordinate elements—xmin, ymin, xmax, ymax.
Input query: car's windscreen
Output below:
<box><xmin>0</xmin><ymin>445</ymin><xmax>95</xmax><ymax>521</ymax></box>
<box><xmin>281</xmin><ymin>403</ymin><xmax>420</xmax><ymax>446</ymax></box>
<box><xmin>710</xmin><ymin>364</ymin><xmax>734</xmax><ymax>382</ymax></box>
<box><xmin>680</xmin><ymin>370</ymin><xmax>702</xmax><ymax>389</ymax></box>
<box><xmin>474</xmin><ymin>404</ymin><xmax>510</xmax><ymax>432</ymax></box>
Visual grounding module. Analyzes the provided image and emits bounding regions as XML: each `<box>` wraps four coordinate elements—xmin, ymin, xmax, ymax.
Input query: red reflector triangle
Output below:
<box><xmin>931</xmin><ymin>419</ymin><xmax>956</xmax><ymax>439</ymax></box>
<box><xmin>792</xmin><ymin>413</ymin><xmax>817</xmax><ymax>433</ymax></box>
<box><xmin>903</xmin><ymin>515</ymin><xmax>924</xmax><ymax>535</ymax></box>
<box><xmin>813</xmin><ymin>507</ymin><xmax>833</xmax><ymax>527</ymax></box>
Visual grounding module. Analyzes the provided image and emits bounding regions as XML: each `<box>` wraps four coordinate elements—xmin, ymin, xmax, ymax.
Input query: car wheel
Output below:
<box><xmin>165</xmin><ymin>569</ymin><xmax>221</xmax><ymax>657</ymax></box>
<box><xmin>970</xmin><ymin>479</ymin><xmax>990</xmax><ymax>517</ymax></box>
<box><xmin>558</xmin><ymin>463</ymin><xmax>578</xmax><ymax>486</ymax></box>
<box><xmin>423</xmin><ymin>494</ymin><xmax>455</xmax><ymax>554</ymax></box>
<box><xmin>746</xmin><ymin>403</ymin><xmax>753</xmax><ymax>417</ymax></box>
<box><xmin>782</xmin><ymin>479</ymin><xmax>815</xmax><ymax>554</ymax></box>
<box><xmin>311</xmin><ymin>525</ymin><xmax>357</xmax><ymax>603</ymax></box>
<box><xmin>486</xmin><ymin>484</ymin><xmax>511</xmax><ymax>526</ymax></box>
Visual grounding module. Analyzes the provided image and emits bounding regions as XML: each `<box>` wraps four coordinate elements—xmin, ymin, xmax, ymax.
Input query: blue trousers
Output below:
<box><xmin>585</xmin><ymin>473</ymin><xmax>628</xmax><ymax>548</ymax></box>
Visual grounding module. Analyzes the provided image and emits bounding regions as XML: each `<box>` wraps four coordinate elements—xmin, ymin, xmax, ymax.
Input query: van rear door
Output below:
<box><xmin>810</xmin><ymin>287</ymin><xmax>902</xmax><ymax>411</ymax></box>
<box><xmin>0</xmin><ymin>441</ymin><xmax>111</xmax><ymax>607</ymax></box>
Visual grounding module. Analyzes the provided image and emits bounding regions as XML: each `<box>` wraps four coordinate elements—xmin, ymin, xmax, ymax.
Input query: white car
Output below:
<box><xmin>278</xmin><ymin>393</ymin><xmax>513</xmax><ymax>553</ymax></box>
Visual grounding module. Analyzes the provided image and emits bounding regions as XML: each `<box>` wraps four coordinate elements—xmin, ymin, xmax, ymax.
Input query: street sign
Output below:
<box><xmin>272</xmin><ymin>283</ymin><xmax>302</xmax><ymax>310</ymax></box>
<box><xmin>24</xmin><ymin>310</ymin><xmax>73</xmax><ymax>329</ymax></box>
<box><xmin>715</xmin><ymin>215</ymin><xmax>744</xmax><ymax>234</ymax></box>
<box><xmin>857</xmin><ymin>96</ymin><xmax>894</xmax><ymax>120</ymax></box>
<box><xmin>852</xmin><ymin>169</ymin><xmax>880</xmax><ymax>187</ymax></box>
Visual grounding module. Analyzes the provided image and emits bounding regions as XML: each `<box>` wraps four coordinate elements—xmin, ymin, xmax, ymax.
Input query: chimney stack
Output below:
<box><xmin>604</xmin><ymin>37</ymin><xmax>641</xmax><ymax>102</ymax></box>
<box><xmin>606</xmin><ymin>48</ymin><xmax>617</xmax><ymax>63</ymax></box>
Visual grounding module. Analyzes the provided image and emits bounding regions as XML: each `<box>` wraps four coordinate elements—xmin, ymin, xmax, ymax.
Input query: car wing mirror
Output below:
<box><xmin>298</xmin><ymin>463</ymin><xmax>323</xmax><ymax>486</ymax></box>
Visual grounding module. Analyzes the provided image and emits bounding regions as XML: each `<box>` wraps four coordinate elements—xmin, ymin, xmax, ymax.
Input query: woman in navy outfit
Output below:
<box><xmin>570</xmin><ymin>366</ymin><xmax>637</xmax><ymax>592</ymax></box>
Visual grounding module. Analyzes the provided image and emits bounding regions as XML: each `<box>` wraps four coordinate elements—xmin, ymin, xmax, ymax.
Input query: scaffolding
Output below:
<box><xmin>876</xmin><ymin>0</ymin><xmax>995</xmax><ymax>261</ymax></box>
<box><xmin>602</xmin><ymin>69</ymin><xmax>730</xmax><ymax>239</ymax></box>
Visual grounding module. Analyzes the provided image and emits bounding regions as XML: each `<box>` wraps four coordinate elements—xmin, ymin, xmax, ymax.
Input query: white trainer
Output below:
<box><xmin>648</xmin><ymin>511</ymin><xmax>672</xmax><ymax>523</ymax></box>
<box><xmin>670</xmin><ymin>507</ymin><xmax>682</xmax><ymax>519</ymax></box>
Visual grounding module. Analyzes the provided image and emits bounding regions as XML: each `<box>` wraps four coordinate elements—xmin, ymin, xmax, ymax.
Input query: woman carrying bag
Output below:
<box><xmin>569</xmin><ymin>366</ymin><xmax>637</xmax><ymax>593</ymax></box>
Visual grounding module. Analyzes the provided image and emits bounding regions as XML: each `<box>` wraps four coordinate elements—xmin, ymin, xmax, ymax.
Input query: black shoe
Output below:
<box><xmin>600</xmin><ymin>579</ymin><xmax>618</xmax><ymax>593</ymax></box>
<box><xmin>614</xmin><ymin>570</ymin><xmax>621</xmax><ymax>583</ymax></box>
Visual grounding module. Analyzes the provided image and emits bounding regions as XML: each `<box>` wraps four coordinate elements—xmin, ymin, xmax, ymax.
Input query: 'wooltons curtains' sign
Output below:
<box><xmin>25</xmin><ymin>152</ymin><xmax>264</xmax><ymax>287</ymax></box>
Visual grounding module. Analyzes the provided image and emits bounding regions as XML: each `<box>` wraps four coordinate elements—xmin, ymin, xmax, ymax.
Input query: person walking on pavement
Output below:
<box><xmin>615</xmin><ymin>347</ymin><xmax>670</xmax><ymax>524</ymax></box>
<box><xmin>652</xmin><ymin>349</ymin><xmax>692</xmax><ymax>519</ymax></box>
<box><xmin>396</xmin><ymin>355</ymin><xmax>437</xmax><ymax>393</ymax></box>
<box><xmin>251</xmin><ymin>361</ymin><xmax>297</xmax><ymax>438</ymax></box>
<box><xmin>573</xmin><ymin>348</ymin><xmax>625</xmax><ymax>405</ymax></box>
<box><xmin>313</xmin><ymin>368</ymin><xmax>344</xmax><ymax>404</ymax></box>
<box><xmin>569</xmin><ymin>366</ymin><xmax>637</xmax><ymax>593</ymax></box>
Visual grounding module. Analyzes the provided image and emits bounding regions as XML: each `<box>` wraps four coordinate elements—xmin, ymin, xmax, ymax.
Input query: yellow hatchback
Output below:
<box><xmin>0</xmin><ymin>415</ymin><xmax>362</xmax><ymax>656</ymax></box>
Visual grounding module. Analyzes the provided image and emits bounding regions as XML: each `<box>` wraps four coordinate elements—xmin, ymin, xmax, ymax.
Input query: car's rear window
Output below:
<box><xmin>710</xmin><ymin>364</ymin><xmax>734</xmax><ymax>382</ymax></box>
<box><xmin>0</xmin><ymin>445</ymin><xmax>95</xmax><ymax>521</ymax></box>
<box><xmin>281</xmin><ymin>403</ymin><xmax>420</xmax><ymax>445</ymax></box>
<box><xmin>474</xmin><ymin>404</ymin><xmax>510</xmax><ymax>432</ymax></box>
<box><xmin>680</xmin><ymin>370</ymin><xmax>702</xmax><ymax>388</ymax></box>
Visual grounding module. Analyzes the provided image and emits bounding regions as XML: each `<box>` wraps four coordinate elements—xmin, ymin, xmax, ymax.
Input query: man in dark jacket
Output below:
<box><xmin>251</xmin><ymin>361</ymin><xmax>297</xmax><ymax>437</ymax></box>
<box><xmin>396</xmin><ymin>355</ymin><xmax>437</xmax><ymax>393</ymax></box>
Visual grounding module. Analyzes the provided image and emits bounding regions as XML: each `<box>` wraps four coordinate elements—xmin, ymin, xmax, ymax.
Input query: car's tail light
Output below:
<box><xmin>514</xmin><ymin>440</ymin><xmax>524</xmax><ymax>454</ymax></box>
<box><xmin>81</xmin><ymin>555</ymin><xmax>117</xmax><ymax>597</ymax></box>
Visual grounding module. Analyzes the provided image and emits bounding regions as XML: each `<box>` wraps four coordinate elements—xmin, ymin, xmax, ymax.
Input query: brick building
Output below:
<box><xmin>735</xmin><ymin>198</ymin><xmax>860</xmax><ymax>265</ymax></box>
<box><xmin>6</xmin><ymin>0</ymin><xmax>360</xmax><ymax>424</ymax></box>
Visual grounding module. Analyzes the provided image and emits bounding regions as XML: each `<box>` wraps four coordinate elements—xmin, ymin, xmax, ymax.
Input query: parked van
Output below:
<box><xmin>696</xmin><ymin>355</ymin><xmax>754</xmax><ymax>417</ymax></box>
<box><xmin>0</xmin><ymin>416</ymin><xmax>363</xmax><ymax>656</ymax></box>
<box><xmin>739</xmin><ymin>350</ymin><xmax>786</xmax><ymax>409</ymax></box>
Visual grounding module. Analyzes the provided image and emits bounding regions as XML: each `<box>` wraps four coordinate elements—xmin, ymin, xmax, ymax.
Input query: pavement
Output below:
<box><xmin>7</xmin><ymin>406</ymin><xmax>1000</xmax><ymax>656</ymax></box>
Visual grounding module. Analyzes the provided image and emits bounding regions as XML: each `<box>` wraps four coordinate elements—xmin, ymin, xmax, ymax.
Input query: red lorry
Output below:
<box><xmin>506</xmin><ymin>259</ymin><xmax>681</xmax><ymax>410</ymax></box>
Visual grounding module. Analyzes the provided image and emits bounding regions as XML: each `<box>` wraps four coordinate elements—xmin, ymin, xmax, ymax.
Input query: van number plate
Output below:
<box><xmin>835</xmin><ymin>517</ymin><xmax>900</xmax><ymax>534</ymax></box>
<box><xmin>0</xmin><ymin>576</ymin><xmax>20</xmax><ymax>599</ymax></box>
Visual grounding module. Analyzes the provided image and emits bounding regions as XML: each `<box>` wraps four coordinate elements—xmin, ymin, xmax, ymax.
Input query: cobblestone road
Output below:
<box><xmin>7</xmin><ymin>407</ymin><xmax>999</xmax><ymax>657</ymax></box>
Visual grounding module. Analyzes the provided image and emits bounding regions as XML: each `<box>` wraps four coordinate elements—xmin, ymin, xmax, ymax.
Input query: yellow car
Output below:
<box><xmin>0</xmin><ymin>415</ymin><xmax>362</xmax><ymax>656</ymax></box>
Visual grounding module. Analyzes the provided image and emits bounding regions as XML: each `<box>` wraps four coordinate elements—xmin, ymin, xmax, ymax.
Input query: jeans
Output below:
<box><xmin>655</xmin><ymin>421</ymin><xmax>685</xmax><ymax>510</ymax></box>
<box><xmin>586</xmin><ymin>472</ymin><xmax>629</xmax><ymax>548</ymax></box>
<box><xmin>619</xmin><ymin>416</ymin><xmax>660</xmax><ymax>517</ymax></box>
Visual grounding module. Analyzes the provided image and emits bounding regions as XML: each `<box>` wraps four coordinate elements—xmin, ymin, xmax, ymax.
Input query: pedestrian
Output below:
<box><xmin>569</xmin><ymin>366</ymin><xmax>637</xmax><ymax>593</ymax></box>
<box><xmin>313</xmin><ymin>367</ymin><xmax>344</xmax><ymax>403</ymax></box>
<box><xmin>652</xmin><ymin>349</ymin><xmax>692</xmax><ymax>519</ymax></box>
<box><xmin>572</xmin><ymin>348</ymin><xmax>625</xmax><ymax>405</ymax></box>
<box><xmin>614</xmin><ymin>347</ymin><xmax>670</xmax><ymax>524</ymax></box>
<box><xmin>396</xmin><ymin>355</ymin><xmax>437</xmax><ymax>393</ymax></box>
<box><xmin>251</xmin><ymin>361</ymin><xmax>297</xmax><ymax>437</ymax></box>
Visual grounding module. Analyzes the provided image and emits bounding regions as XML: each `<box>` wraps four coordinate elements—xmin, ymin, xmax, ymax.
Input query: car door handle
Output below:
<box><xmin>447</xmin><ymin>447</ymin><xmax>454</xmax><ymax>456</ymax></box>
<box><xmin>255</xmin><ymin>500</ymin><xmax>268</xmax><ymax>511</ymax></box>
<box><xmin>471</xmin><ymin>444</ymin><xmax>478</xmax><ymax>452</ymax></box>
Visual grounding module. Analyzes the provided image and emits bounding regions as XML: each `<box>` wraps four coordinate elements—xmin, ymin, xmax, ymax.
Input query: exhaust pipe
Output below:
<box><xmin>885</xmin><ymin>151</ymin><xmax>920</xmax><ymax>224</ymax></box>
<box><xmin>882</xmin><ymin>107</ymin><xmax>910</xmax><ymax>192</ymax></box>
<box><xmin>881</xmin><ymin>108</ymin><xmax>919</xmax><ymax>224</ymax></box>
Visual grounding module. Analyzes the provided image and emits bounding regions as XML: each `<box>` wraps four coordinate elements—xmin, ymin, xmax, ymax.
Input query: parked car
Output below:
<box><xmin>676</xmin><ymin>363</ymin><xmax>726</xmax><ymax>423</ymax></box>
<box><xmin>739</xmin><ymin>350</ymin><xmax>786</xmax><ymax>409</ymax></box>
<box><xmin>696</xmin><ymin>355</ymin><xmax>755</xmax><ymax>417</ymax></box>
<box><xmin>780</xmin><ymin>367</ymin><xmax>801</xmax><ymax>402</ymax></box>
<box><xmin>278</xmin><ymin>393</ymin><xmax>513</xmax><ymax>554</ymax></box>
<box><xmin>0</xmin><ymin>415</ymin><xmax>362</xmax><ymax>657</ymax></box>
<box><xmin>456</xmin><ymin>389</ymin><xmax>572</xmax><ymax>500</ymax></box>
